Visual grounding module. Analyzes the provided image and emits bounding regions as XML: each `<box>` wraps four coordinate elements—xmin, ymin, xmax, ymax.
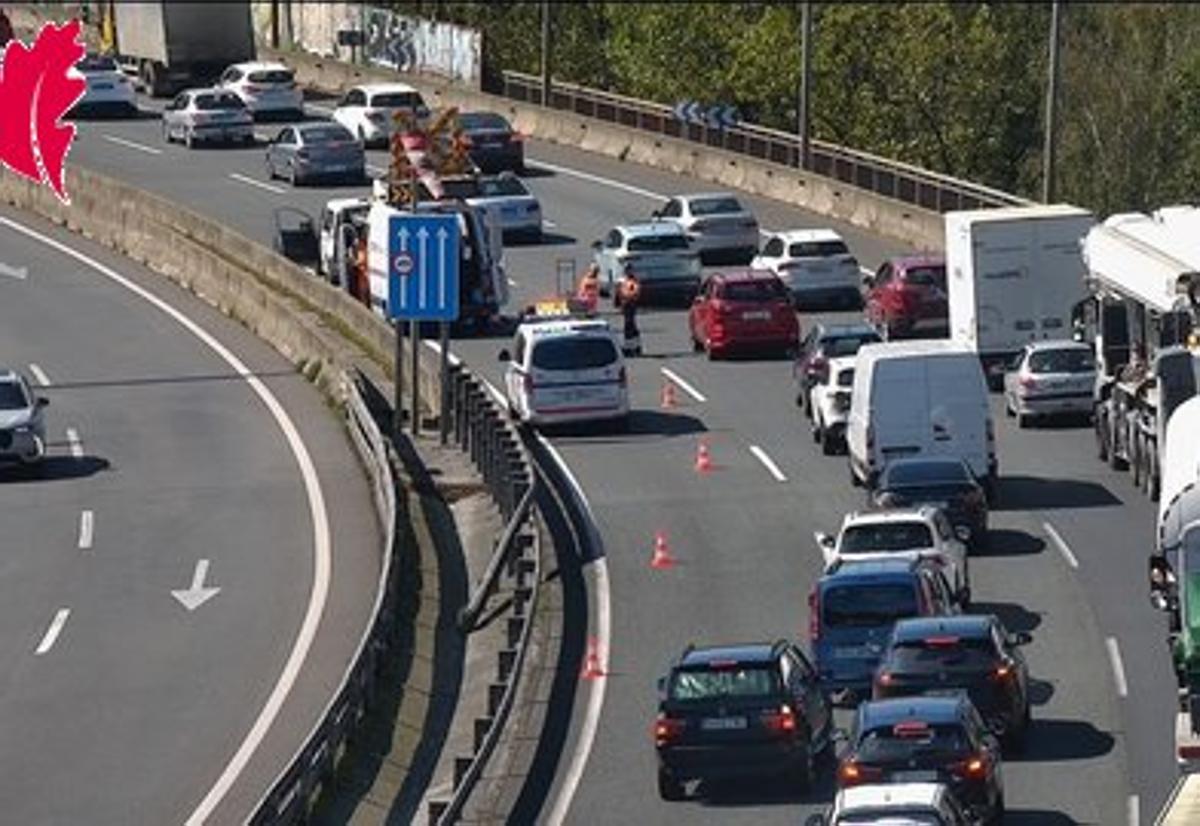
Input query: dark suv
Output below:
<box><xmin>838</xmin><ymin>695</ymin><xmax>1006</xmax><ymax>825</ymax></box>
<box><xmin>654</xmin><ymin>641</ymin><xmax>833</xmax><ymax>800</ymax></box>
<box><xmin>872</xmin><ymin>615</ymin><xmax>1033</xmax><ymax>750</ymax></box>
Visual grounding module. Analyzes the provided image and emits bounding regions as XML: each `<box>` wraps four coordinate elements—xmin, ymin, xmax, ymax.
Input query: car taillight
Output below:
<box><xmin>990</xmin><ymin>661</ymin><xmax>1015</xmax><ymax>682</ymax></box>
<box><xmin>807</xmin><ymin>355</ymin><xmax>829</xmax><ymax>381</ymax></box>
<box><xmin>837</xmin><ymin>761</ymin><xmax>882</xmax><ymax>787</ymax></box>
<box><xmin>808</xmin><ymin>589</ymin><xmax>820</xmax><ymax>641</ymax></box>
<box><xmin>875</xmin><ymin>670</ymin><xmax>894</xmax><ymax>688</ymax></box>
<box><xmin>762</xmin><ymin>704</ymin><xmax>797</xmax><ymax>737</ymax></box>
<box><xmin>953</xmin><ymin>752</ymin><xmax>990</xmax><ymax>780</ymax></box>
<box><xmin>654</xmin><ymin>714</ymin><xmax>685</xmax><ymax>747</ymax></box>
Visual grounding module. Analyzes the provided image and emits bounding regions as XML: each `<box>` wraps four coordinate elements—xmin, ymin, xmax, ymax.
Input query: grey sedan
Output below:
<box><xmin>1003</xmin><ymin>340</ymin><xmax>1097</xmax><ymax>427</ymax></box>
<box><xmin>0</xmin><ymin>368</ymin><xmax>48</xmax><ymax>467</ymax></box>
<box><xmin>162</xmin><ymin>89</ymin><xmax>254</xmax><ymax>148</ymax></box>
<box><xmin>265</xmin><ymin>124</ymin><xmax>366</xmax><ymax>186</ymax></box>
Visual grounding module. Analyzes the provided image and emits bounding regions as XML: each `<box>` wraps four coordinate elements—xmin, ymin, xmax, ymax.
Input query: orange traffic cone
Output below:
<box><xmin>650</xmin><ymin>531</ymin><xmax>676</xmax><ymax>569</ymax></box>
<box><xmin>581</xmin><ymin>636</ymin><xmax>606</xmax><ymax>680</ymax></box>
<box><xmin>695</xmin><ymin>438</ymin><xmax>713</xmax><ymax>474</ymax></box>
<box><xmin>661</xmin><ymin>380</ymin><xmax>677</xmax><ymax>410</ymax></box>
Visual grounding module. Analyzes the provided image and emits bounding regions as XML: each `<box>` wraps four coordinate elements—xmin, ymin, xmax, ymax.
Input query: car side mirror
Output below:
<box><xmin>816</xmin><ymin>532</ymin><xmax>835</xmax><ymax>550</ymax></box>
<box><xmin>498</xmin><ymin>349</ymin><xmax>512</xmax><ymax>363</ymax></box>
<box><xmin>36</xmin><ymin>397</ymin><xmax>49</xmax><ymax>408</ymax></box>
<box><xmin>1010</xmin><ymin>631</ymin><xmax>1033</xmax><ymax>647</ymax></box>
<box><xmin>955</xmin><ymin>525</ymin><xmax>971</xmax><ymax>543</ymax></box>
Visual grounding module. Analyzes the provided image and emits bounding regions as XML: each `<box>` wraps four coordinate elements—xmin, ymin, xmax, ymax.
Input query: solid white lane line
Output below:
<box><xmin>28</xmin><ymin>363</ymin><xmax>50</xmax><ymax>386</ymax></box>
<box><xmin>0</xmin><ymin>217</ymin><xmax>331</xmax><ymax>826</ymax></box>
<box><xmin>78</xmin><ymin>510</ymin><xmax>94</xmax><ymax>550</ymax></box>
<box><xmin>659</xmin><ymin>367</ymin><xmax>706</xmax><ymax>403</ymax></box>
<box><xmin>65</xmin><ymin>427</ymin><xmax>83</xmax><ymax>459</ymax></box>
<box><xmin>34</xmin><ymin>609</ymin><xmax>70</xmax><ymax>655</ymax></box>
<box><xmin>1128</xmin><ymin>794</ymin><xmax>1139</xmax><ymax>826</ymax></box>
<box><xmin>102</xmin><ymin>134</ymin><xmax>163</xmax><ymax>155</ymax></box>
<box><xmin>526</xmin><ymin>157</ymin><xmax>665</xmax><ymax>201</ymax></box>
<box><xmin>749</xmin><ymin>445</ymin><xmax>788</xmax><ymax>482</ymax></box>
<box><xmin>1044</xmin><ymin>521</ymin><xmax>1079</xmax><ymax>569</ymax></box>
<box><xmin>1106</xmin><ymin>636</ymin><xmax>1128</xmax><ymax>698</ymax></box>
<box><xmin>228</xmin><ymin>173</ymin><xmax>286</xmax><ymax>195</ymax></box>
<box><xmin>542</xmin><ymin>218</ymin><xmax>557</xmax><ymax>229</ymax></box>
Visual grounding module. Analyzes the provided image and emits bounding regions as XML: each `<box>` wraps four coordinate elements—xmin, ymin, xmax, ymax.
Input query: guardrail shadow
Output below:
<box><xmin>1015</xmin><ymin>718</ymin><xmax>1115</xmax><ymax>763</ymax></box>
<box><xmin>0</xmin><ymin>455</ymin><xmax>110</xmax><ymax>483</ymax></box>
<box><xmin>994</xmin><ymin>475</ymin><xmax>1121</xmax><ymax>511</ymax></box>
<box><xmin>982</xmin><ymin>528</ymin><xmax>1045</xmax><ymax>557</ymax></box>
<box><xmin>967</xmin><ymin>601</ymin><xmax>1043</xmax><ymax>634</ymax></box>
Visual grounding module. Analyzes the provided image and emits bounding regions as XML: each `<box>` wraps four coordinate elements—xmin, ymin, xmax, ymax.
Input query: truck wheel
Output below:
<box><xmin>1109</xmin><ymin>420</ymin><xmax>1127</xmax><ymax>470</ymax></box>
<box><xmin>821</xmin><ymin>427</ymin><xmax>837</xmax><ymax>456</ymax></box>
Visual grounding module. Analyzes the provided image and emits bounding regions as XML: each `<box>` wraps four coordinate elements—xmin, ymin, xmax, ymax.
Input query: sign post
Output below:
<box><xmin>386</xmin><ymin>212</ymin><xmax>462</xmax><ymax>438</ymax></box>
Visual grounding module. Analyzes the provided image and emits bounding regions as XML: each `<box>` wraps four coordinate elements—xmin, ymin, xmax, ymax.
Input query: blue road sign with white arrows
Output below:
<box><xmin>387</xmin><ymin>213</ymin><xmax>461</xmax><ymax>321</ymax></box>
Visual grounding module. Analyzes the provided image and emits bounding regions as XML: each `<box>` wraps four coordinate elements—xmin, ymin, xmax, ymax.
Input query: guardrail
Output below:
<box><xmin>498</xmin><ymin>70</ymin><xmax>1037</xmax><ymax>213</ymax></box>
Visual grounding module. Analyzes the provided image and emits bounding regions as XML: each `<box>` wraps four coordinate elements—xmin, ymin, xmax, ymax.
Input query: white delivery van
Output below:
<box><xmin>847</xmin><ymin>340</ymin><xmax>996</xmax><ymax>495</ymax></box>
<box><xmin>945</xmin><ymin>204</ymin><xmax>1094</xmax><ymax>389</ymax></box>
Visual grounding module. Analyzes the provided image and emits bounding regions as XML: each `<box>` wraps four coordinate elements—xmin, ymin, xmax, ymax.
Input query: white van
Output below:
<box><xmin>847</xmin><ymin>340</ymin><xmax>996</xmax><ymax>494</ymax></box>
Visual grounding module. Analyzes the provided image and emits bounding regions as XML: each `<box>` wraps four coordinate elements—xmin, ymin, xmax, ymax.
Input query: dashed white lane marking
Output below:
<box><xmin>749</xmin><ymin>445</ymin><xmax>788</xmax><ymax>482</ymax></box>
<box><xmin>34</xmin><ymin>609</ymin><xmax>70</xmax><ymax>655</ymax></box>
<box><xmin>1044</xmin><ymin>521</ymin><xmax>1079</xmax><ymax>569</ymax></box>
<box><xmin>660</xmin><ymin>367</ymin><xmax>706</xmax><ymax>403</ymax></box>
<box><xmin>1106</xmin><ymin>636</ymin><xmax>1128</xmax><ymax>698</ymax></box>
<box><xmin>65</xmin><ymin>427</ymin><xmax>83</xmax><ymax>460</ymax></box>
<box><xmin>1128</xmin><ymin>794</ymin><xmax>1139</xmax><ymax>826</ymax></box>
<box><xmin>228</xmin><ymin>172</ymin><xmax>287</xmax><ymax>195</ymax></box>
<box><xmin>78</xmin><ymin>510</ymin><xmax>94</xmax><ymax>550</ymax></box>
<box><xmin>28</xmin><ymin>363</ymin><xmax>50</xmax><ymax>386</ymax></box>
<box><xmin>102</xmin><ymin>134</ymin><xmax>163</xmax><ymax>155</ymax></box>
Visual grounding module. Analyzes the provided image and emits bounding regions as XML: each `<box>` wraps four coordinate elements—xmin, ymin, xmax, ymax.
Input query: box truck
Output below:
<box><xmin>946</xmin><ymin>205</ymin><xmax>1095</xmax><ymax>389</ymax></box>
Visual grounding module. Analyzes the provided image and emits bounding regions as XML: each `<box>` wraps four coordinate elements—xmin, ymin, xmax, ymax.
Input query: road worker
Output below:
<box><xmin>618</xmin><ymin>264</ymin><xmax>643</xmax><ymax>356</ymax></box>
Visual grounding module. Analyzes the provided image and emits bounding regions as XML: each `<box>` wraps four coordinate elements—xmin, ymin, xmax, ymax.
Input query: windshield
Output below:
<box><xmin>478</xmin><ymin>176</ymin><xmax>529</xmax><ymax>197</ymax></box>
<box><xmin>669</xmin><ymin>665</ymin><xmax>781</xmax><ymax>701</ymax></box>
<box><xmin>889</xmin><ymin>636</ymin><xmax>997</xmax><ymax>672</ymax></box>
<box><xmin>78</xmin><ymin>55</ymin><xmax>117</xmax><ymax>72</ymax></box>
<box><xmin>822</xmin><ymin>333</ymin><xmax>880</xmax><ymax>358</ymax></box>
<box><xmin>721</xmin><ymin>280</ymin><xmax>786</xmax><ymax>301</ymax></box>
<box><xmin>0</xmin><ymin>381</ymin><xmax>29</xmax><ymax>410</ymax></box>
<box><xmin>823</xmin><ymin>583</ymin><xmax>918</xmax><ymax>627</ymax></box>
<box><xmin>371</xmin><ymin>91</ymin><xmax>424</xmax><ymax>108</ymax></box>
<box><xmin>194</xmin><ymin>93</ymin><xmax>246</xmax><ymax>111</ymax></box>
<box><xmin>789</xmin><ymin>240</ymin><xmax>850</xmax><ymax>258</ymax></box>
<box><xmin>903</xmin><ymin>265</ymin><xmax>947</xmax><ymax>287</ymax></box>
<box><xmin>440</xmin><ymin>178</ymin><xmax>483</xmax><ymax>199</ymax></box>
<box><xmin>459</xmin><ymin>112</ymin><xmax>512</xmax><ymax>131</ymax></box>
<box><xmin>531</xmin><ymin>337</ymin><xmax>618</xmax><ymax>371</ymax></box>
<box><xmin>690</xmin><ymin>196</ymin><xmax>743</xmax><ymax>216</ymax></box>
<box><xmin>301</xmin><ymin>126</ymin><xmax>356</xmax><ymax>144</ymax></box>
<box><xmin>628</xmin><ymin>234</ymin><xmax>689</xmax><ymax>252</ymax></box>
<box><xmin>841</xmin><ymin>523</ymin><xmax>934</xmax><ymax>552</ymax></box>
<box><xmin>855</xmin><ymin>723</ymin><xmax>969</xmax><ymax>762</ymax></box>
<box><xmin>248</xmin><ymin>69</ymin><xmax>294</xmax><ymax>84</ymax></box>
<box><xmin>1028</xmin><ymin>348</ymin><xmax>1095</xmax><ymax>374</ymax></box>
<box><xmin>884</xmin><ymin>460</ymin><xmax>970</xmax><ymax>486</ymax></box>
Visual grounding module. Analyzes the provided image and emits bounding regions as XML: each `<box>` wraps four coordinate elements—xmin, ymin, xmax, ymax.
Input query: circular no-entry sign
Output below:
<box><xmin>393</xmin><ymin>251</ymin><xmax>415</xmax><ymax>276</ymax></box>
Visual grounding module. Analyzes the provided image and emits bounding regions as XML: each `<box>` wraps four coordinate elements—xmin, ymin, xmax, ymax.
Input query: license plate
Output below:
<box><xmin>701</xmin><ymin>716</ymin><xmax>746</xmax><ymax>731</ymax></box>
<box><xmin>92</xmin><ymin>82</ymin><xmax>113</xmax><ymax>90</ymax></box>
<box><xmin>742</xmin><ymin>310</ymin><xmax>771</xmax><ymax>321</ymax></box>
<box><xmin>502</xmin><ymin>207</ymin><xmax>520</xmax><ymax>216</ymax></box>
<box><xmin>892</xmin><ymin>770</ymin><xmax>939</xmax><ymax>782</ymax></box>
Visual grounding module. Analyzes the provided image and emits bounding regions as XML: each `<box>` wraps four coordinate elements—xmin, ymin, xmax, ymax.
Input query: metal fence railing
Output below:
<box><xmin>497</xmin><ymin>70</ymin><xmax>1037</xmax><ymax>214</ymax></box>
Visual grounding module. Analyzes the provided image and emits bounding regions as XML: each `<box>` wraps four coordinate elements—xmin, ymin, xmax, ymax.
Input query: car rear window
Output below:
<box><xmin>888</xmin><ymin>636</ymin><xmax>998</xmax><ymax>671</ymax></box>
<box><xmin>668</xmin><ymin>665</ymin><xmax>781</xmax><ymax>701</ymax></box>
<box><xmin>194</xmin><ymin>93</ymin><xmax>246</xmax><ymax>111</ymax></box>
<box><xmin>301</xmin><ymin>125</ymin><xmax>356</xmax><ymax>144</ymax></box>
<box><xmin>821</xmin><ymin>333</ymin><xmax>880</xmax><ymax>358</ymax></box>
<box><xmin>883</xmin><ymin>460</ymin><xmax>970</xmax><ymax>486</ymax></box>
<box><xmin>823</xmin><ymin>583</ymin><xmax>918</xmax><ymax>627</ymax></box>
<box><xmin>0</xmin><ymin>382</ymin><xmax>29</xmax><ymax>410</ymax></box>
<box><xmin>627</xmin><ymin>234</ymin><xmax>689</xmax><ymax>252</ymax></box>
<box><xmin>719</xmin><ymin>279</ymin><xmax>786</xmax><ymax>301</ymax></box>
<box><xmin>841</xmin><ymin>523</ymin><xmax>934</xmax><ymax>553</ymax></box>
<box><xmin>690</xmin><ymin>196</ymin><xmax>743</xmax><ymax>216</ymax></box>
<box><xmin>788</xmin><ymin>240</ymin><xmax>849</xmax><ymax>258</ymax></box>
<box><xmin>78</xmin><ymin>55</ymin><xmax>117</xmax><ymax>72</ymax></box>
<box><xmin>478</xmin><ymin>176</ymin><xmax>529</xmax><ymax>197</ymax></box>
<box><xmin>531</xmin><ymin>337</ymin><xmax>618</xmax><ymax>371</ymax></box>
<box><xmin>1028</xmin><ymin>348</ymin><xmax>1095</xmax><ymax>374</ymax></box>
<box><xmin>248</xmin><ymin>69</ymin><xmax>294</xmax><ymax>84</ymax></box>
<box><xmin>370</xmin><ymin>91</ymin><xmax>424</xmax><ymax>108</ymax></box>
<box><xmin>459</xmin><ymin>112</ymin><xmax>512</xmax><ymax>131</ymax></box>
<box><xmin>902</xmin><ymin>265</ymin><xmax>947</xmax><ymax>287</ymax></box>
<box><xmin>855</xmin><ymin>722</ymin><xmax>969</xmax><ymax>762</ymax></box>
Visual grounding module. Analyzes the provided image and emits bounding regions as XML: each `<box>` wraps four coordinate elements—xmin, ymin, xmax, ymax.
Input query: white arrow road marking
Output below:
<box><xmin>0</xmin><ymin>261</ymin><xmax>28</xmax><ymax>280</ymax></box>
<box><xmin>397</xmin><ymin>226</ymin><xmax>410</xmax><ymax>311</ymax></box>
<box><xmin>78</xmin><ymin>510</ymin><xmax>94</xmax><ymax>550</ymax></box>
<box><xmin>437</xmin><ymin>225</ymin><xmax>448</xmax><ymax>308</ymax></box>
<box><xmin>35</xmin><ymin>608</ymin><xmax>70</xmax><ymax>655</ymax></box>
<box><xmin>102</xmin><ymin>134</ymin><xmax>162</xmax><ymax>155</ymax></box>
<box><xmin>65</xmin><ymin>427</ymin><xmax>83</xmax><ymax>459</ymax></box>
<box><xmin>417</xmin><ymin>226</ymin><xmax>429</xmax><ymax>308</ymax></box>
<box><xmin>172</xmin><ymin>558</ymin><xmax>221</xmax><ymax>611</ymax></box>
<box><xmin>28</xmin><ymin>363</ymin><xmax>50</xmax><ymax>387</ymax></box>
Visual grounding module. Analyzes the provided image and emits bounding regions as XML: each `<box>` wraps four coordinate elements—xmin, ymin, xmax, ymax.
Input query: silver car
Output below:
<box><xmin>265</xmin><ymin>123</ymin><xmax>366</xmax><ymax>186</ymax></box>
<box><xmin>592</xmin><ymin>222</ymin><xmax>702</xmax><ymax>305</ymax></box>
<box><xmin>0</xmin><ymin>369</ymin><xmax>48</xmax><ymax>466</ymax></box>
<box><xmin>1003</xmin><ymin>340</ymin><xmax>1097</xmax><ymax>427</ymax></box>
<box><xmin>465</xmin><ymin>173</ymin><xmax>542</xmax><ymax>242</ymax></box>
<box><xmin>652</xmin><ymin>192</ymin><xmax>759</xmax><ymax>264</ymax></box>
<box><xmin>162</xmin><ymin>88</ymin><xmax>254</xmax><ymax>148</ymax></box>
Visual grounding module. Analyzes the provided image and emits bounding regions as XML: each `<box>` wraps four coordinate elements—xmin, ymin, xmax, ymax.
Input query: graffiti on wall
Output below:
<box><xmin>360</xmin><ymin>7</ymin><xmax>480</xmax><ymax>85</ymax></box>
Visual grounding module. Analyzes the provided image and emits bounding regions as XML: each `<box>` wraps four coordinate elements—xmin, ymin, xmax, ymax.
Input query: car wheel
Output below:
<box><xmin>1016</xmin><ymin>410</ymin><xmax>1029</xmax><ymax>429</ymax></box>
<box><xmin>821</xmin><ymin>426</ymin><xmax>837</xmax><ymax>456</ymax></box>
<box><xmin>1004</xmin><ymin>393</ymin><xmax>1014</xmax><ymax>417</ymax></box>
<box><xmin>1095</xmin><ymin>406</ymin><xmax>1109</xmax><ymax>462</ymax></box>
<box><xmin>162</xmin><ymin>121</ymin><xmax>172</xmax><ymax>143</ymax></box>
<box><xmin>987</xmin><ymin>793</ymin><xmax>1006</xmax><ymax>826</ymax></box>
<box><xmin>288</xmin><ymin>162</ymin><xmax>298</xmax><ymax>186</ymax></box>
<box><xmin>657</xmin><ymin>768</ymin><xmax>686</xmax><ymax>802</ymax></box>
<box><xmin>185</xmin><ymin>127</ymin><xmax>195</xmax><ymax>149</ymax></box>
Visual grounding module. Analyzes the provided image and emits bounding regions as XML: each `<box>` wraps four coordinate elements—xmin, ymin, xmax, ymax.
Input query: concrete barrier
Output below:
<box><xmin>269</xmin><ymin>47</ymin><xmax>946</xmax><ymax>252</ymax></box>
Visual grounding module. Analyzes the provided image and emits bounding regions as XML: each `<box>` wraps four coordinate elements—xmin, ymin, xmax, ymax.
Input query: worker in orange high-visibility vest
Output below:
<box><xmin>577</xmin><ymin>263</ymin><xmax>601</xmax><ymax>314</ymax></box>
<box><xmin>617</xmin><ymin>264</ymin><xmax>642</xmax><ymax>356</ymax></box>
<box><xmin>352</xmin><ymin>235</ymin><xmax>370</xmax><ymax>307</ymax></box>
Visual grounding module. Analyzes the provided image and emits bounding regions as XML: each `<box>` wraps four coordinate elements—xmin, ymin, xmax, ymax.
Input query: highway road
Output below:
<box><xmin>64</xmin><ymin>97</ymin><xmax>1178</xmax><ymax>824</ymax></box>
<box><xmin>0</xmin><ymin>204</ymin><xmax>380</xmax><ymax>824</ymax></box>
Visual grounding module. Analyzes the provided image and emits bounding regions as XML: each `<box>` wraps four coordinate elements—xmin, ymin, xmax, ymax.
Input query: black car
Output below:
<box><xmin>654</xmin><ymin>641</ymin><xmax>833</xmax><ymax>800</ymax></box>
<box><xmin>795</xmin><ymin>322</ymin><xmax>881</xmax><ymax>414</ymax></box>
<box><xmin>838</xmin><ymin>694</ymin><xmax>1005</xmax><ymax>825</ymax></box>
<box><xmin>459</xmin><ymin>111</ymin><xmax>524</xmax><ymax>172</ymax></box>
<box><xmin>872</xmin><ymin>615</ymin><xmax>1033</xmax><ymax>750</ymax></box>
<box><xmin>873</xmin><ymin>457</ymin><xmax>989</xmax><ymax>550</ymax></box>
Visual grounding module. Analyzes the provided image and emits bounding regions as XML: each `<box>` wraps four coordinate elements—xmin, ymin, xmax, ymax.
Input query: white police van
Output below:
<box><xmin>500</xmin><ymin>303</ymin><xmax>630</xmax><ymax>429</ymax></box>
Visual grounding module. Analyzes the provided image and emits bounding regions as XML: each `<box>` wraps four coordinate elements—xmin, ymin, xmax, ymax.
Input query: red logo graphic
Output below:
<box><xmin>0</xmin><ymin>20</ymin><xmax>86</xmax><ymax>204</ymax></box>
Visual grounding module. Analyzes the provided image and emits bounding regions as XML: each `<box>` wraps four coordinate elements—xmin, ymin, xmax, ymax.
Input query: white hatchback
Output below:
<box><xmin>74</xmin><ymin>53</ymin><xmax>137</xmax><ymax>115</ymax></box>
<box><xmin>331</xmin><ymin>83</ymin><xmax>429</xmax><ymax>147</ymax></box>
<box><xmin>218</xmin><ymin>61</ymin><xmax>303</xmax><ymax>117</ymax></box>
<box><xmin>808</xmin><ymin>356</ymin><xmax>855</xmax><ymax>455</ymax></box>
<box><xmin>500</xmin><ymin>318</ymin><xmax>629</xmax><ymax>429</ymax></box>
<box><xmin>1003</xmin><ymin>339</ymin><xmax>1096</xmax><ymax>427</ymax></box>
<box><xmin>0</xmin><ymin>368</ymin><xmax>49</xmax><ymax>466</ymax></box>
<box><xmin>752</xmin><ymin>228</ymin><xmax>862</xmax><ymax>309</ymax></box>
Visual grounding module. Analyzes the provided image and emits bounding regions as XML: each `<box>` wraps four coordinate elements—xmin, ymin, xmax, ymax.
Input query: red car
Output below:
<box><xmin>688</xmin><ymin>270</ymin><xmax>799</xmax><ymax>359</ymax></box>
<box><xmin>864</xmin><ymin>255</ymin><xmax>949</xmax><ymax>340</ymax></box>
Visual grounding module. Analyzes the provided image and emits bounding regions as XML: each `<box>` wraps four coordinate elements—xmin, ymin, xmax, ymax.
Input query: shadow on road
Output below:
<box><xmin>969</xmin><ymin>601</ymin><xmax>1043</xmax><ymax>634</ymax></box>
<box><xmin>983</xmin><ymin>528</ymin><xmax>1045</xmax><ymax>557</ymax></box>
<box><xmin>509</xmin><ymin>231</ymin><xmax>576</xmax><ymax>248</ymax></box>
<box><xmin>698</xmin><ymin>754</ymin><xmax>837</xmax><ymax>807</ymax></box>
<box><xmin>1017</xmin><ymin>718</ymin><xmax>1115</xmax><ymax>762</ymax></box>
<box><xmin>1028</xmin><ymin>677</ymin><xmax>1056</xmax><ymax>707</ymax></box>
<box><xmin>546</xmin><ymin>410</ymin><xmax>708</xmax><ymax>443</ymax></box>
<box><xmin>0</xmin><ymin>455</ymin><xmax>110</xmax><ymax>483</ymax></box>
<box><xmin>994</xmin><ymin>475</ymin><xmax>1121</xmax><ymax>511</ymax></box>
<box><xmin>1004</xmin><ymin>810</ymin><xmax>1079</xmax><ymax>825</ymax></box>
<box><xmin>518</xmin><ymin>164</ymin><xmax>557</xmax><ymax>179</ymax></box>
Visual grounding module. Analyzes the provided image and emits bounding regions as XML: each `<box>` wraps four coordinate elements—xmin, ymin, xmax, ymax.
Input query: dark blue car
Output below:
<box><xmin>809</xmin><ymin>558</ymin><xmax>958</xmax><ymax>704</ymax></box>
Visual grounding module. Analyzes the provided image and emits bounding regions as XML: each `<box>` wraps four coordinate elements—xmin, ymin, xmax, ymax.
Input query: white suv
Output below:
<box><xmin>500</xmin><ymin>316</ymin><xmax>629</xmax><ymax>429</ymax></box>
<box><xmin>807</xmin><ymin>782</ymin><xmax>973</xmax><ymax>826</ymax></box>
<box><xmin>808</xmin><ymin>355</ymin><xmax>855</xmax><ymax>455</ymax></box>
<box><xmin>331</xmin><ymin>83</ymin><xmax>429</xmax><ymax>148</ymax></box>
<box><xmin>815</xmin><ymin>506</ymin><xmax>970</xmax><ymax>605</ymax></box>
<box><xmin>752</xmin><ymin>228</ymin><xmax>862</xmax><ymax>309</ymax></box>
<box><xmin>218</xmin><ymin>61</ymin><xmax>303</xmax><ymax>117</ymax></box>
<box><xmin>0</xmin><ymin>369</ymin><xmax>48</xmax><ymax>467</ymax></box>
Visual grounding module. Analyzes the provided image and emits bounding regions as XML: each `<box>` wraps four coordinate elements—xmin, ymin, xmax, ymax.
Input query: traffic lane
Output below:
<box><xmin>0</xmin><ymin>210</ymin><xmax>380</xmax><ymax>823</ymax></box>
